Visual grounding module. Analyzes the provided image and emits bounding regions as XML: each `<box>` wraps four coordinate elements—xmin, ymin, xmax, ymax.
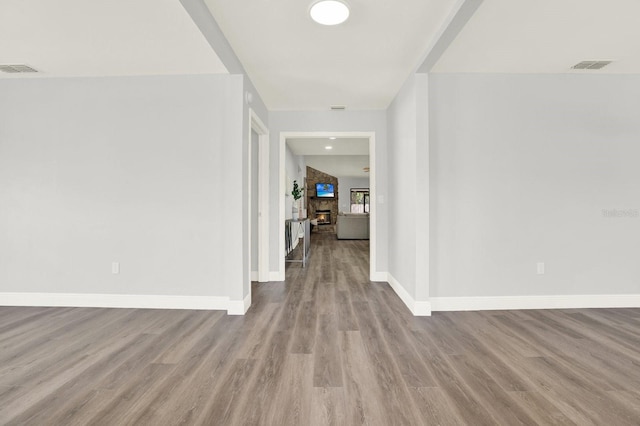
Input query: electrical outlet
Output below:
<box><xmin>537</xmin><ymin>262</ymin><xmax>545</xmax><ymax>275</ymax></box>
<box><xmin>112</xmin><ymin>262</ymin><xmax>120</xmax><ymax>274</ymax></box>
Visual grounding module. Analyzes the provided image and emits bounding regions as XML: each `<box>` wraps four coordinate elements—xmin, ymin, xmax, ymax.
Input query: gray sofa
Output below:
<box><xmin>336</xmin><ymin>213</ymin><xmax>369</xmax><ymax>239</ymax></box>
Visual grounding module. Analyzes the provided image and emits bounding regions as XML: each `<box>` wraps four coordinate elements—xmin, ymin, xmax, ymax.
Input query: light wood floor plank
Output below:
<box><xmin>264</xmin><ymin>353</ymin><xmax>314</xmax><ymax>426</ymax></box>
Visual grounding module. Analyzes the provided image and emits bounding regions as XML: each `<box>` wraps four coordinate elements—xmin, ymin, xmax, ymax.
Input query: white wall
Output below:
<box><xmin>337</xmin><ymin>177</ymin><xmax>370</xmax><ymax>212</ymax></box>
<box><xmin>284</xmin><ymin>144</ymin><xmax>306</xmax><ymax>219</ymax></box>
<box><xmin>0</xmin><ymin>74</ymin><xmax>245</xmax><ymax>306</ymax></box>
<box><xmin>180</xmin><ymin>0</ymin><xmax>271</xmax><ymax>303</ymax></box>
<box><xmin>269</xmin><ymin>110</ymin><xmax>388</xmax><ymax>277</ymax></box>
<box><xmin>429</xmin><ymin>74</ymin><xmax>640</xmax><ymax>299</ymax></box>
<box><xmin>386</xmin><ymin>74</ymin><xmax>430</xmax><ymax>311</ymax></box>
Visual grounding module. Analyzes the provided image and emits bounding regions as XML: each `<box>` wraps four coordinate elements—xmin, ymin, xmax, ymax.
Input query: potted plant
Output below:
<box><xmin>291</xmin><ymin>180</ymin><xmax>304</xmax><ymax>220</ymax></box>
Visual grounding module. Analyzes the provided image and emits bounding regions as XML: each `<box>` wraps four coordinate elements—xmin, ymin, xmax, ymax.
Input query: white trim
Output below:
<box><xmin>387</xmin><ymin>273</ymin><xmax>432</xmax><ymax>316</ymax></box>
<box><xmin>279</xmin><ymin>132</ymin><xmax>286</xmax><ymax>279</ymax></box>
<box><xmin>248</xmin><ymin>116</ymin><xmax>254</xmax><ymax>297</ymax></box>
<box><xmin>258</xmin><ymin>130</ymin><xmax>270</xmax><ymax>283</ymax></box>
<box><xmin>0</xmin><ymin>292</ymin><xmax>236</xmax><ymax>312</ymax></box>
<box><xmin>250</xmin><ymin>271</ymin><xmax>259</xmax><ymax>282</ymax></box>
<box><xmin>367</xmin><ymin>132</ymin><xmax>378</xmax><ymax>282</ymax></box>
<box><xmin>249</xmin><ymin>109</ymin><xmax>270</xmax><ymax>286</ymax></box>
<box><xmin>270</xmin><ymin>271</ymin><xmax>285</xmax><ymax>282</ymax></box>
<box><xmin>430</xmin><ymin>294</ymin><xmax>640</xmax><ymax>312</ymax></box>
<box><xmin>278</xmin><ymin>131</ymin><xmax>378</xmax><ymax>281</ymax></box>
<box><xmin>370</xmin><ymin>271</ymin><xmax>388</xmax><ymax>282</ymax></box>
<box><xmin>413</xmin><ymin>301</ymin><xmax>432</xmax><ymax>316</ymax></box>
<box><xmin>227</xmin><ymin>293</ymin><xmax>252</xmax><ymax>315</ymax></box>
<box><xmin>252</xmin><ymin>110</ymin><xmax>270</xmax><ymax>283</ymax></box>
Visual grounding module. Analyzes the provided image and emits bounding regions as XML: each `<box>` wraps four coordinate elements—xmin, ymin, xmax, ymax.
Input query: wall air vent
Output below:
<box><xmin>571</xmin><ymin>61</ymin><xmax>612</xmax><ymax>70</ymax></box>
<box><xmin>0</xmin><ymin>64</ymin><xmax>38</xmax><ymax>73</ymax></box>
<box><xmin>330</xmin><ymin>105</ymin><xmax>346</xmax><ymax>110</ymax></box>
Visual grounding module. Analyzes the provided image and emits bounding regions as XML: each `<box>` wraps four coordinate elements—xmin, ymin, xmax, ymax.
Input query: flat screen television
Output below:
<box><xmin>315</xmin><ymin>183</ymin><xmax>335</xmax><ymax>198</ymax></box>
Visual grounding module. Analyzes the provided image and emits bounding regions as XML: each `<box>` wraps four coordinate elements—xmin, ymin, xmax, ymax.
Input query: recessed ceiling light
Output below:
<box><xmin>325</xmin><ymin>146</ymin><xmax>333</xmax><ymax>150</ymax></box>
<box><xmin>329</xmin><ymin>137</ymin><xmax>336</xmax><ymax>140</ymax></box>
<box><xmin>310</xmin><ymin>0</ymin><xmax>350</xmax><ymax>26</ymax></box>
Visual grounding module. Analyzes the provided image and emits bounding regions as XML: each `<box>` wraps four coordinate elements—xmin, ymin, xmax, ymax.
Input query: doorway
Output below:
<box><xmin>278</xmin><ymin>131</ymin><xmax>377</xmax><ymax>280</ymax></box>
<box><xmin>248</xmin><ymin>109</ymin><xmax>269</xmax><ymax>284</ymax></box>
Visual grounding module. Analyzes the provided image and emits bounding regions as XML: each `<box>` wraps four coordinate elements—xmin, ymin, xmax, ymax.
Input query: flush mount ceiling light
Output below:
<box><xmin>329</xmin><ymin>137</ymin><xmax>336</xmax><ymax>140</ymax></box>
<box><xmin>310</xmin><ymin>0</ymin><xmax>350</xmax><ymax>26</ymax></box>
<box><xmin>325</xmin><ymin>146</ymin><xmax>333</xmax><ymax>150</ymax></box>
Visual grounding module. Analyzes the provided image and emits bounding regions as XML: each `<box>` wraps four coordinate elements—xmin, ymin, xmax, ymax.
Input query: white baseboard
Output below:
<box><xmin>250</xmin><ymin>271</ymin><xmax>259</xmax><ymax>282</ymax></box>
<box><xmin>227</xmin><ymin>293</ymin><xmax>252</xmax><ymax>315</ymax></box>
<box><xmin>386</xmin><ymin>273</ymin><xmax>432</xmax><ymax>316</ymax></box>
<box><xmin>0</xmin><ymin>292</ymin><xmax>245</xmax><ymax>315</ymax></box>
<box><xmin>270</xmin><ymin>271</ymin><xmax>285</xmax><ymax>282</ymax></box>
<box><xmin>370</xmin><ymin>271</ymin><xmax>388</xmax><ymax>282</ymax></box>
<box><xmin>430</xmin><ymin>294</ymin><xmax>640</xmax><ymax>312</ymax></box>
<box><xmin>413</xmin><ymin>300</ymin><xmax>433</xmax><ymax>316</ymax></box>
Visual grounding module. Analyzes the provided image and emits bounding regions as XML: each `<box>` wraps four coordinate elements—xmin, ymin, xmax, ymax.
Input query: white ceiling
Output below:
<box><xmin>205</xmin><ymin>0</ymin><xmax>458</xmax><ymax>110</ymax></box>
<box><xmin>433</xmin><ymin>0</ymin><xmax>640</xmax><ymax>73</ymax></box>
<box><xmin>287</xmin><ymin>137</ymin><xmax>369</xmax><ymax>156</ymax></box>
<box><xmin>287</xmin><ymin>137</ymin><xmax>369</xmax><ymax>177</ymax></box>
<box><xmin>305</xmin><ymin>155</ymin><xmax>370</xmax><ymax>178</ymax></box>
<box><xmin>5</xmin><ymin>0</ymin><xmax>638</xmax><ymax>107</ymax></box>
<box><xmin>0</xmin><ymin>0</ymin><xmax>227</xmax><ymax>78</ymax></box>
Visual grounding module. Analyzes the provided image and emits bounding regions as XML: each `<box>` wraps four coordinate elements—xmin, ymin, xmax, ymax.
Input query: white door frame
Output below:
<box><xmin>248</xmin><ymin>109</ymin><xmax>270</xmax><ymax>283</ymax></box>
<box><xmin>278</xmin><ymin>131</ymin><xmax>377</xmax><ymax>280</ymax></box>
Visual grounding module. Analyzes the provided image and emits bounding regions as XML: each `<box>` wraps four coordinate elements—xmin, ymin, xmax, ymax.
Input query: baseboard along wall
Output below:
<box><xmin>384</xmin><ymin>273</ymin><xmax>640</xmax><ymax>316</ymax></box>
<box><xmin>430</xmin><ymin>294</ymin><xmax>640</xmax><ymax>312</ymax></box>
<box><xmin>386</xmin><ymin>273</ymin><xmax>432</xmax><ymax>316</ymax></box>
<box><xmin>0</xmin><ymin>292</ymin><xmax>249</xmax><ymax>315</ymax></box>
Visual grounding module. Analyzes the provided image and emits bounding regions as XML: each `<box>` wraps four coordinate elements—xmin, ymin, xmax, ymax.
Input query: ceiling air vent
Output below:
<box><xmin>571</xmin><ymin>61</ymin><xmax>612</xmax><ymax>70</ymax></box>
<box><xmin>0</xmin><ymin>64</ymin><xmax>38</xmax><ymax>73</ymax></box>
<box><xmin>330</xmin><ymin>105</ymin><xmax>346</xmax><ymax>110</ymax></box>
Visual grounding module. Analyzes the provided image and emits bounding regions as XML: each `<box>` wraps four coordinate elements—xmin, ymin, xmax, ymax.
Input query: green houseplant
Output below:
<box><xmin>291</xmin><ymin>180</ymin><xmax>304</xmax><ymax>220</ymax></box>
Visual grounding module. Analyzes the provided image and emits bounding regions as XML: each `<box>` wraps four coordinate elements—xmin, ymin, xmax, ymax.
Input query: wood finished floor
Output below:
<box><xmin>2</xmin><ymin>234</ymin><xmax>640</xmax><ymax>425</ymax></box>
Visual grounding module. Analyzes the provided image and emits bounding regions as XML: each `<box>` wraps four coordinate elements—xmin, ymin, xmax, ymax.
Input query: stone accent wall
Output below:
<box><xmin>306</xmin><ymin>167</ymin><xmax>339</xmax><ymax>231</ymax></box>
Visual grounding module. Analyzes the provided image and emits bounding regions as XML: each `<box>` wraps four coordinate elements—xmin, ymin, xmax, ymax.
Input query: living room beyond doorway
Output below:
<box><xmin>281</xmin><ymin>132</ymin><xmax>377</xmax><ymax>280</ymax></box>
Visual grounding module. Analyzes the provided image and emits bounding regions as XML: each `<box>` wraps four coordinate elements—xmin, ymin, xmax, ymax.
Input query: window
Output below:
<box><xmin>350</xmin><ymin>188</ymin><xmax>370</xmax><ymax>213</ymax></box>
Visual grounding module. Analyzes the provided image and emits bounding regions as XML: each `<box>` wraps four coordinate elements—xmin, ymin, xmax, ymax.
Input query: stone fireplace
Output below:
<box><xmin>306</xmin><ymin>166</ymin><xmax>339</xmax><ymax>232</ymax></box>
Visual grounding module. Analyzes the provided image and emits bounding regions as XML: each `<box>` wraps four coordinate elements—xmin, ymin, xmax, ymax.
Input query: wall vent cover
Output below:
<box><xmin>0</xmin><ymin>64</ymin><xmax>38</xmax><ymax>73</ymax></box>
<box><xmin>571</xmin><ymin>60</ymin><xmax>612</xmax><ymax>70</ymax></box>
<box><xmin>330</xmin><ymin>105</ymin><xmax>346</xmax><ymax>110</ymax></box>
